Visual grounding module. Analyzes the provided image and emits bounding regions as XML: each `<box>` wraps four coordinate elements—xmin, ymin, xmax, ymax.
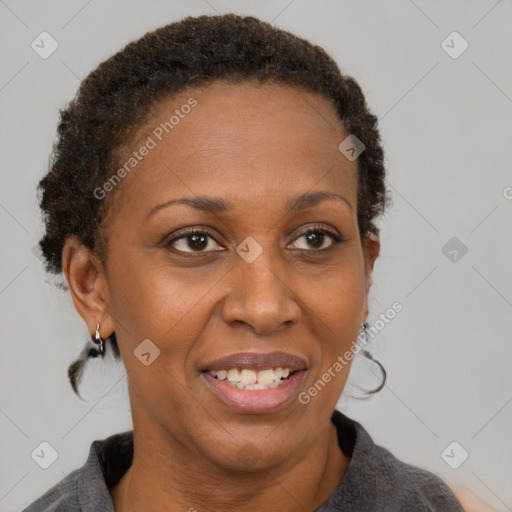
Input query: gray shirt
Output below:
<box><xmin>22</xmin><ymin>410</ymin><xmax>465</xmax><ymax>511</ymax></box>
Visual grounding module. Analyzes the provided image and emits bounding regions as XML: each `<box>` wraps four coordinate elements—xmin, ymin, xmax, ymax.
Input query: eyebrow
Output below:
<box><xmin>145</xmin><ymin>190</ymin><xmax>352</xmax><ymax>220</ymax></box>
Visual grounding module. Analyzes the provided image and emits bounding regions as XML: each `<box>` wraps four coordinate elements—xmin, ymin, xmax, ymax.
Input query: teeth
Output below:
<box><xmin>257</xmin><ymin>369</ymin><xmax>276</xmax><ymax>386</ymax></box>
<box><xmin>243</xmin><ymin>383</ymin><xmax>267</xmax><ymax>390</ymax></box>
<box><xmin>274</xmin><ymin>368</ymin><xmax>283</xmax><ymax>379</ymax></box>
<box><xmin>227</xmin><ymin>369</ymin><xmax>241</xmax><ymax>382</ymax></box>
<box><xmin>208</xmin><ymin>367</ymin><xmax>294</xmax><ymax>390</ymax></box>
<box><xmin>240</xmin><ymin>369</ymin><xmax>257</xmax><ymax>385</ymax></box>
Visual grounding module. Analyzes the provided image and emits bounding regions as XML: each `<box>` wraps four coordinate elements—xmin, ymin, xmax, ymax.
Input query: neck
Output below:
<box><xmin>111</xmin><ymin>421</ymin><xmax>350</xmax><ymax>512</ymax></box>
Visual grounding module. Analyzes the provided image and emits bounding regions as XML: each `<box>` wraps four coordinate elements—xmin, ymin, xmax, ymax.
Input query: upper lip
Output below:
<box><xmin>200</xmin><ymin>351</ymin><xmax>307</xmax><ymax>372</ymax></box>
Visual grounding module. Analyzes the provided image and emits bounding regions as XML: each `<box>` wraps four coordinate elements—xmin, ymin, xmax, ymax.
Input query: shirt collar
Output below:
<box><xmin>76</xmin><ymin>410</ymin><xmax>363</xmax><ymax>511</ymax></box>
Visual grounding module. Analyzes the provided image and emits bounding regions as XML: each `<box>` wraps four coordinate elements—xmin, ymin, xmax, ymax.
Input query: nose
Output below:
<box><xmin>221</xmin><ymin>250</ymin><xmax>301</xmax><ymax>336</ymax></box>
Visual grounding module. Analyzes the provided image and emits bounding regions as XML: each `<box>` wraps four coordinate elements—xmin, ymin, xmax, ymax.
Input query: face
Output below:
<box><xmin>67</xmin><ymin>81</ymin><xmax>379</xmax><ymax>471</ymax></box>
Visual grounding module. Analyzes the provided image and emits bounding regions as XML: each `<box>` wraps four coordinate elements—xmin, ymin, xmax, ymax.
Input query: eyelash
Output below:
<box><xmin>163</xmin><ymin>224</ymin><xmax>343</xmax><ymax>255</ymax></box>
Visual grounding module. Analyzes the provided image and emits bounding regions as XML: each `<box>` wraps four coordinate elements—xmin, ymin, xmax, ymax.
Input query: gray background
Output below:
<box><xmin>1</xmin><ymin>1</ymin><xmax>511</xmax><ymax>510</ymax></box>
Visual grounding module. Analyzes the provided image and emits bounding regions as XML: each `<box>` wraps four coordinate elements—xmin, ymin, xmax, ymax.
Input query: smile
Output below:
<box><xmin>207</xmin><ymin>367</ymin><xmax>294</xmax><ymax>390</ymax></box>
<box><xmin>199</xmin><ymin>351</ymin><xmax>307</xmax><ymax>414</ymax></box>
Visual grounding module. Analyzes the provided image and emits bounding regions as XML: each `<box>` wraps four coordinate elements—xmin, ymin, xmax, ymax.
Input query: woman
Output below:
<box><xmin>24</xmin><ymin>14</ymin><xmax>466</xmax><ymax>512</ymax></box>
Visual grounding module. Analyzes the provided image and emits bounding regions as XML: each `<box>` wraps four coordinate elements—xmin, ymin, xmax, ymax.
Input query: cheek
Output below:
<box><xmin>105</xmin><ymin>254</ymin><xmax>207</xmax><ymax>338</ymax></box>
<box><xmin>110</xmin><ymin>273</ymin><xmax>208</xmax><ymax>425</ymax></box>
<box><xmin>308</xmin><ymin>254</ymin><xmax>366</xmax><ymax>323</ymax></box>
<box><xmin>308</xmin><ymin>258</ymin><xmax>367</xmax><ymax>380</ymax></box>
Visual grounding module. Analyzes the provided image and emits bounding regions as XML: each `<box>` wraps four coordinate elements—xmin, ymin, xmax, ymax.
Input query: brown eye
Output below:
<box><xmin>183</xmin><ymin>233</ymin><xmax>209</xmax><ymax>251</ymax></box>
<box><xmin>165</xmin><ymin>229</ymin><xmax>224</xmax><ymax>254</ymax></box>
<box><xmin>289</xmin><ymin>227</ymin><xmax>342</xmax><ymax>251</ymax></box>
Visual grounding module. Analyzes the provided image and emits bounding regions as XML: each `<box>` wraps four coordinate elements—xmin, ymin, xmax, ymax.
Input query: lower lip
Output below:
<box><xmin>201</xmin><ymin>371</ymin><xmax>304</xmax><ymax>414</ymax></box>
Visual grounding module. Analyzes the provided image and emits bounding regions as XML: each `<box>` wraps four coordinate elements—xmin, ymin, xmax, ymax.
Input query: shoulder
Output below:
<box><xmin>322</xmin><ymin>410</ymin><xmax>465</xmax><ymax>511</ymax></box>
<box><xmin>21</xmin><ymin>469</ymin><xmax>80</xmax><ymax>512</ymax></box>
<box><xmin>21</xmin><ymin>431</ymin><xmax>133</xmax><ymax>512</ymax></box>
<box><xmin>368</xmin><ymin>443</ymin><xmax>465</xmax><ymax>510</ymax></box>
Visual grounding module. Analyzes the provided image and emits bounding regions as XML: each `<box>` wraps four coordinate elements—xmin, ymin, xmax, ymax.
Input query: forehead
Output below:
<box><xmin>111</xmin><ymin>81</ymin><xmax>358</xmax><ymax>215</ymax></box>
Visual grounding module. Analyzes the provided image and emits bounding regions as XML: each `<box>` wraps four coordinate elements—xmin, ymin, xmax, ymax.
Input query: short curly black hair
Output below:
<box><xmin>37</xmin><ymin>14</ymin><xmax>390</xmax><ymax>395</ymax></box>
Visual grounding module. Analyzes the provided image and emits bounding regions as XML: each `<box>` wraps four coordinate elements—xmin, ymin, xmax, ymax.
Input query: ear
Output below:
<box><xmin>361</xmin><ymin>232</ymin><xmax>380</xmax><ymax>319</ymax></box>
<box><xmin>61</xmin><ymin>235</ymin><xmax>115</xmax><ymax>339</ymax></box>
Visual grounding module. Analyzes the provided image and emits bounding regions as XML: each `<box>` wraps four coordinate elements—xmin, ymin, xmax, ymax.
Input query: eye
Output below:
<box><xmin>288</xmin><ymin>225</ymin><xmax>342</xmax><ymax>251</ymax></box>
<box><xmin>164</xmin><ymin>227</ymin><xmax>224</xmax><ymax>254</ymax></box>
<box><xmin>164</xmin><ymin>224</ymin><xmax>343</xmax><ymax>255</ymax></box>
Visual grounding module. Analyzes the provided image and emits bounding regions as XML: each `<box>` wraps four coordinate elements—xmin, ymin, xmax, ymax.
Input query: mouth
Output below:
<box><xmin>206</xmin><ymin>366</ymin><xmax>298</xmax><ymax>390</ymax></box>
<box><xmin>199</xmin><ymin>351</ymin><xmax>307</xmax><ymax>414</ymax></box>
